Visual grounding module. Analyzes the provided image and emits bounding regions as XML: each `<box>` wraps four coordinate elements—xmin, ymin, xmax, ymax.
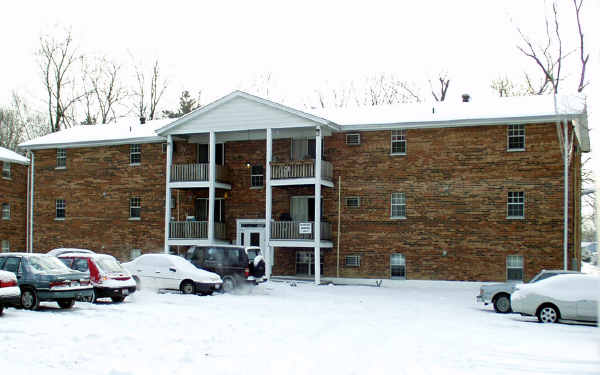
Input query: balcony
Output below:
<box><xmin>270</xmin><ymin>221</ymin><xmax>332</xmax><ymax>241</ymax></box>
<box><xmin>168</xmin><ymin>221</ymin><xmax>227</xmax><ymax>240</ymax></box>
<box><xmin>270</xmin><ymin>160</ymin><xmax>333</xmax><ymax>183</ymax></box>
<box><xmin>170</xmin><ymin>163</ymin><xmax>228</xmax><ymax>183</ymax></box>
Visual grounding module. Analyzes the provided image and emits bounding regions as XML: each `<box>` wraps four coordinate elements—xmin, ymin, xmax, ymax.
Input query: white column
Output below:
<box><xmin>314</xmin><ymin>126</ymin><xmax>322</xmax><ymax>284</ymax></box>
<box><xmin>265</xmin><ymin>127</ymin><xmax>273</xmax><ymax>278</ymax></box>
<box><xmin>164</xmin><ymin>135</ymin><xmax>173</xmax><ymax>253</ymax></box>
<box><xmin>208</xmin><ymin>131</ymin><xmax>216</xmax><ymax>242</ymax></box>
<box><xmin>563</xmin><ymin>120</ymin><xmax>569</xmax><ymax>270</ymax></box>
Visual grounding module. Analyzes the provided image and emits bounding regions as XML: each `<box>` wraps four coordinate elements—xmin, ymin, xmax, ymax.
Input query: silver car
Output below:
<box><xmin>511</xmin><ymin>274</ymin><xmax>599</xmax><ymax>323</ymax></box>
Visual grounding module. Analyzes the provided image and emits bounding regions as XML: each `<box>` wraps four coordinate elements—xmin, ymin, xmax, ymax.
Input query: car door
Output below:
<box><xmin>576</xmin><ymin>278</ymin><xmax>598</xmax><ymax>321</ymax></box>
<box><xmin>163</xmin><ymin>258</ymin><xmax>182</xmax><ymax>290</ymax></box>
<box><xmin>134</xmin><ymin>256</ymin><xmax>155</xmax><ymax>289</ymax></box>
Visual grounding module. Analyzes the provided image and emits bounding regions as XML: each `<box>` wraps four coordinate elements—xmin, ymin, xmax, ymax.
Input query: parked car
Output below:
<box><xmin>122</xmin><ymin>254</ymin><xmax>222</xmax><ymax>295</ymax></box>
<box><xmin>0</xmin><ymin>270</ymin><xmax>20</xmax><ymax>315</ymax></box>
<box><xmin>581</xmin><ymin>242</ymin><xmax>598</xmax><ymax>263</ymax></box>
<box><xmin>56</xmin><ymin>251</ymin><xmax>136</xmax><ymax>303</ymax></box>
<box><xmin>511</xmin><ymin>273</ymin><xmax>599</xmax><ymax>323</ymax></box>
<box><xmin>476</xmin><ymin>270</ymin><xmax>582</xmax><ymax>313</ymax></box>
<box><xmin>47</xmin><ymin>248</ymin><xmax>95</xmax><ymax>257</ymax></box>
<box><xmin>185</xmin><ymin>245</ymin><xmax>267</xmax><ymax>293</ymax></box>
<box><xmin>0</xmin><ymin>253</ymin><xmax>94</xmax><ymax>310</ymax></box>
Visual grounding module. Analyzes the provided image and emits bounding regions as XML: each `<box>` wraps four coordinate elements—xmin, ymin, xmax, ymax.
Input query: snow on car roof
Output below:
<box><xmin>0</xmin><ymin>270</ymin><xmax>17</xmax><ymax>282</ymax></box>
<box><xmin>519</xmin><ymin>273</ymin><xmax>600</xmax><ymax>301</ymax></box>
<box><xmin>0</xmin><ymin>146</ymin><xmax>29</xmax><ymax>165</ymax></box>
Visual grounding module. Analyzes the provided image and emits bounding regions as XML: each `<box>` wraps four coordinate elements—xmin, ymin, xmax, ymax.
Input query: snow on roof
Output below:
<box><xmin>19</xmin><ymin>118</ymin><xmax>174</xmax><ymax>150</ymax></box>
<box><xmin>311</xmin><ymin>95</ymin><xmax>586</xmax><ymax>127</ymax></box>
<box><xmin>0</xmin><ymin>146</ymin><xmax>29</xmax><ymax>165</ymax></box>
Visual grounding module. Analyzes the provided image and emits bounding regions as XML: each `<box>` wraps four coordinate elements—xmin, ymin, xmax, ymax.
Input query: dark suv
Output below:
<box><xmin>185</xmin><ymin>245</ymin><xmax>266</xmax><ymax>292</ymax></box>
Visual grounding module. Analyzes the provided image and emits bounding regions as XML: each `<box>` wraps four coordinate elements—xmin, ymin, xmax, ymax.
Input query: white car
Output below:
<box><xmin>0</xmin><ymin>270</ymin><xmax>20</xmax><ymax>315</ymax></box>
<box><xmin>511</xmin><ymin>274</ymin><xmax>599</xmax><ymax>323</ymax></box>
<box><xmin>122</xmin><ymin>254</ymin><xmax>222</xmax><ymax>295</ymax></box>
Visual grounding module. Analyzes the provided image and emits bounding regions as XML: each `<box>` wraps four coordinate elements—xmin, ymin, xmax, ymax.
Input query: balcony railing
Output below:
<box><xmin>170</xmin><ymin>164</ymin><xmax>227</xmax><ymax>183</ymax></box>
<box><xmin>270</xmin><ymin>221</ymin><xmax>332</xmax><ymax>241</ymax></box>
<box><xmin>169</xmin><ymin>221</ymin><xmax>227</xmax><ymax>240</ymax></box>
<box><xmin>271</xmin><ymin>160</ymin><xmax>333</xmax><ymax>181</ymax></box>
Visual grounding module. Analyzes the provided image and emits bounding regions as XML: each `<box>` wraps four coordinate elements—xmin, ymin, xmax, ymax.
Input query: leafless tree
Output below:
<box><xmin>37</xmin><ymin>30</ymin><xmax>83</xmax><ymax>132</ymax></box>
<box><xmin>0</xmin><ymin>93</ymin><xmax>50</xmax><ymax>150</ymax></box>
<box><xmin>490</xmin><ymin>76</ymin><xmax>531</xmax><ymax>97</ymax></box>
<box><xmin>573</xmin><ymin>0</ymin><xmax>589</xmax><ymax>93</ymax></box>
<box><xmin>0</xmin><ymin>107</ymin><xmax>23</xmax><ymax>151</ymax></box>
<box><xmin>429</xmin><ymin>72</ymin><xmax>450</xmax><ymax>102</ymax></box>
<box><xmin>133</xmin><ymin>59</ymin><xmax>168</xmax><ymax>120</ymax></box>
<box><xmin>82</xmin><ymin>56</ymin><xmax>128</xmax><ymax>124</ymax></box>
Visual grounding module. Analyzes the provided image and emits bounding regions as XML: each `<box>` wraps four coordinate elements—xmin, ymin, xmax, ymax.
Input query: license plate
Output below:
<box><xmin>122</xmin><ymin>289</ymin><xmax>129</xmax><ymax>296</ymax></box>
<box><xmin>71</xmin><ymin>281</ymin><xmax>79</xmax><ymax>287</ymax></box>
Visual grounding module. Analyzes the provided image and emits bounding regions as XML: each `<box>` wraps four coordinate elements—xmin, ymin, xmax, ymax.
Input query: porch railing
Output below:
<box><xmin>170</xmin><ymin>164</ymin><xmax>227</xmax><ymax>182</ymax></box>
<box><xmin>270</xmin><ymin>221</ymin><xmax>332</xmax><ymax>241</ymax></box>
<box><xmin>271</xmin><ymin>160</ymin><xmax>333</xmax><ymax>181</ymax></box>
<box><xmin>169</xmin><ymin>221</ymin><xmax>226</xmax><ymax>240</ymax></box>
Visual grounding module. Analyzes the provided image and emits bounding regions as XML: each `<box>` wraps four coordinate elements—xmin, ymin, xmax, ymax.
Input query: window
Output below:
<box><xmin>1</xmin><ymin>203</ymin><xmax>9</xmax><ymax>220</ymax></box>
<box><xmin>130</xmin><ymin>144</ymin><xmax>141</xmax><ymax>165</ymax></box>
<box><xmin>72</xmin><ymin>258</ymin><xmax>89</xmax><ymax>273</ymax></box>
<box><xmin>390</xmin><ymin>253</ymin><xmax>406</xmax><ymax>279</ymax></box>
<box><xmin>508</xmin><ymin>125</ymin><xmax>525</xmax><ymax>151</ymax></box>
<box><xmin>130</xmin><ymin>197</ymin><xmax>141</xmax><ymax>219</ymax></box>
<box><xmin>2</xmin><ymin>162</ymin><xmax>10</xmax><ymax>178</ymax></box>
<box><xmin>197</xmin><ymin>144</ymin><xmax>224</xmax><ymax>165</ymax></box>
<box><xmin>56</xmin><ymin>148</ymin><xmax>66</xmax><ymax>168</ymax></box>
<box><xmin>391</xmin><ymin>130</ymin><xmax>406</xmax><ymax>154</ymax></box>
<box><xmin>345</xmin><ymin>255</ymin><xmax>360</xmax><ymax>267</ymax></box>
<box><xmin>345</xmin><ymin>197</ymin><xmax>360</xmax><ymax>208</ymax></box>
<box><xmin>251</xmin><ymin>165</ymin><xmax>264</xmax><ymax>187</ymax></box>
<box><xmin>507</xmin><ymin>255</ymin><xmax>524</xmax><ymax>281</ymax></box>
<box><xmin>130</xmin><ymin>249</ymin><xmax>142</xmax><ymax>260</ymax></box>
<box><xmin>162</xmin><ymin>143</ymin><xmax>167</xmax><ymax>153</ymax></box>
<box><xmin>195</xmin><ymin>198</ymin><xmax>225</xmax><ymax>222</ymax></box>
<box><xmin>1</xmin><ymin>240</ymin><xmax>9</xmax><ymax>253</ymax></box>
<box><xmin>507</xmin><ymin>191</ymin><xmax>525</xmax><ymax>218</ymax></box>
<box><xmin>346</xmin><ymin>133</ymin><xmax>360</xmax><ymax>145</ymax></box>
<box><xmin>291</xmin><ymin>138</ymin><xmax>317</xmax><ymax>160</ymax></box>
<box><xmin>391</xmin><ymin>192</ymin><xmax>406</xmax><ymax>218</ymax></box>
<box><xmin>56</xmin><ymin>199</ymin><xmax>65</xmax><ymax>219</ymax></box>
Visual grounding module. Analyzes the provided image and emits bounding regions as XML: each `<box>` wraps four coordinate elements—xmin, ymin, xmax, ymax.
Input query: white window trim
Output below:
<box><xmin>345</xmin><ymin>255</ymin><xmax>361</xmax><ymax>267</ymax></box>
<box><xmin>507</xmin><ymin>191</ymin><xmax>525</xmax><ymax>220</ymax></box>
<box><xmin>345</xmin><ymin>133</ymin><xmax>360</xmax><ymax>145</ymax></box>
<box><xmin>55</xmin><ymin>199</ymin><xmax>66</xmax><ymax>219</ymax></box>
<box><xmin>506</xmin><ymin>255</ymin><xmax>524</xmax><ymax>281</ymax></box>
<box><xmin>391</xmin><ymin>129</ymin><xmax>407</xmax><ymax>155</ymax></box>
<box><xmin>345</xmin><ymin>197</ymin><xmax>360</xmax><ymax>208</ymax></box>
<box><xmin>56</xmin><ymin>148</ymin><xmax>67</xmax><ymax>169</ymax></box>
<box><xmin>251</xmin><ymin>165</ymin><xmax>264</xmax><ymax>188</ymax></box>
<box><xmin>130</xmin><ymin>144</ymin><xmax>141</xmax><ymax>166</ymax></box>
<box><xmin>390</xmin><ymin>192</ymin><xmax>407</xmax><ymax>219</ymax></box>
<box><xmin>507</xmin><ymin>124</ymin><xmax>526</xmax><ymax>152</ymax></box>
<box><xmin>129</xmin><ymin>197</ymin><xmax>141</xmax><ymax>219</ymax></box>
<box><xmin>1</xmin><ymin>240</ymin><xmax>9</xmax><ymax>253</ymax></box>
<box><xmin>1</xmin><ymin>203</ymin><xmax>9</xmax><ymax>220</ymax></box>
<box><xmin>2</xmin><ymin>162</ymin><xmax>11</xmax><ymax>179</ymax></box>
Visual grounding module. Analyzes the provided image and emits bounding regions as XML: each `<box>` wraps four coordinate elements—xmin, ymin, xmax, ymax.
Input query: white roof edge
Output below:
<box><xmin>0</xmin><ymin>147</ymin><xmax>30</xmax><ymax>165</ymax></box>
<box><xmin>20</xmin><ymin>136</ymin><xmax>165</xmax><ymax>151</ymax></box>
<box><xmin>156</xmin><ymin>90</ymin><xmax>339</xmax><ymax>135</ymax></box>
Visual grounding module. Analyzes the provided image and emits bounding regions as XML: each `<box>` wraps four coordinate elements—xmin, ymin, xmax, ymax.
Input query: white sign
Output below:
<box><xmin>299</xmin><ymin>222</ymin><xmax>312</xmax><ymax>234</ymax></box>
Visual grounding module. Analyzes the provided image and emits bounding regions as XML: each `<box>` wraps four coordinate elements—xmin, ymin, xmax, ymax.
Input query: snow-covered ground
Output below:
<box><xmin>1</xmin><ymin>280</ymin><xmax>598</xmax><ymax>375</ymax></box>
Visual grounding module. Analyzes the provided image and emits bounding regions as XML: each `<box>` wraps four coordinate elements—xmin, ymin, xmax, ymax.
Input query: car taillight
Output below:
<box><xmin>0</xmin><ymin>279</ymin><xmax>17</xmax><ymax>288</ymax></box>
<box><xmin>50</xmin><ymin>280</ymin><xmax>70</xmax><ymax>288</ymax></box>
<box><xmin>244</xmin><ymin>268</ymin><xmax>250</xmax><ymax>277</ymax></box>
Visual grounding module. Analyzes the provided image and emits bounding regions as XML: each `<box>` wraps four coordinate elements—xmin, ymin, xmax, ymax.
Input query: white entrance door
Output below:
<box><xmin>240</xmin><ymin>227</ymin><xmax>265</xmax><ymax>254</ymax></box>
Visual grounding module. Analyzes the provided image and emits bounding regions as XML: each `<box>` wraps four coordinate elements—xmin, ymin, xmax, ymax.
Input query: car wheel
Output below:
<box><xmin>537</xmin><ymin>305</ymin><xmax>559</xmax><ymax>323</ymax></box>
<box><xmin>20</xmin><ymin>288</ymin><xmax>39</xmax><ymax>310</ymax></box>
<box><xmin>57</xmin><ymin>299</ymin><xmax>75</xmax><ymax>309</ymax></box>
<box><xmin>222</xmin><ymin>276</ymin><xmax>236</xmax><ymax>293</ymax></box>
<box><xmin>180</xmin><ymin>280</ymin><xmax>195</xmax><ymax>295</ymax></box>
<box><xmin>111</xmin><ymin>296</ymin><xmax>125</xmax><ymax>303</ymax></box>
<box><xmin>493</xmin><ymin>294</ymin><xmax>511</xmax><ymax>314</ymax></box>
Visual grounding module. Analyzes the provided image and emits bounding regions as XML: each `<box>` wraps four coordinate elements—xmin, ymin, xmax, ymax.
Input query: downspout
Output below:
<box><xmin>563</xmin><ymin>117</ymin><xmax>569</xmax><ymax>270</ymax></box>
<box><xmin>337</xmin><ymin>175</ymin><xmax>341</xmax><ymax>278</ymax></box>
<box><xmin>29</xmin><ymin>151</ymin><xmax>35</xmax><ymax>253</ymax></box>
<box><xmin>26</xmin><ymin>153</ymin><xmax>30</xmax><ymax>253</ymax></box>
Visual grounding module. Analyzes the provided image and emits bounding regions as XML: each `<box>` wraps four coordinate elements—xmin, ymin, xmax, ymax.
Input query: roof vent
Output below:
<box><xmin>140</xmin><ymin>116</ymin><xmax>146</xmax><ymax>124</ymax></box>
<box><xmin>462</xmin><ymin>94</ymin><xmax>471</xmax><ymax>103</ymax></box>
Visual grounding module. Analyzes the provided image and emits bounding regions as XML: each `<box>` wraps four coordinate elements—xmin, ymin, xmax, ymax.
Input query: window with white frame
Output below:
<box><xmin>345</xmin><ymin>133</ymin><xmax>360</xmax><ymax>145</ymax></box>
<box><xmin>162</xmin><ymin>143</ymin><xmax>167</xmax><ymax>153</ymax></box>
<box><xmin>391</xmin><ymin>130</ymin><xmax>406</xmax><ymax>154</ymax></box>
<box><xmin>507</xmin><ymin>191</ymin><xmax>525</xmax><ymax>218</ymax></box>
<box><xmin>56</xmin><ymin>199</ymin><xmax>65</xmax><ymax>219</ymax></box>
<box><xmin>56</xmin><ymin>148</ymin><xmax>66</xmax><ymax>168</ymax></box>
<box><xmin>1</xmin><ymin>240</ymin><xmax>9</xmax><ymax>253</ymax></box>
<box><xmin>130</xmin><ymin>144</ymin><xmax>141</xmax><ymax>165</ymax></box>
<box><xmin>130</xmin><ymin>248</ymin><xmax>142</xmax><ymax>260</ymax></box>
<box><xmin>391</xmin><ymin>192</ymin><xmax>406</xmax><ymax>218</ymax></box>
<box><xmin>507</xmin><ymin>125</ymin><xmax>525</xmax><ymax>151</ymax></box>
<box><xmin>390</xmin><ymin>253</ymin><xmax>406</xmax><ymax>279</ymax></box>
<box><xmin>2</xmin><ymin>162</ymin><xmax>10</xmax><ymax>178</ymax></box>
<box><xmin>130</xmin><ymin>197</ymin><xmax>141</xmax><ymax>219</ymax></box>
<box><xmin>345</xmin><ymin>255</ymin><xmax>360</xmax><ymax>267</ymax></box>
<box><xmin>345</xmin><ymin>197</ymin><xmax>360</xmax><ymax>208</ymax></box>
<box><xmin>251</xmin><ymin>165</ymin><xmax>264</xmax><ymax>187</ymax></box>
<box><xmin>1</xmin><ymin>203</ymin><xmax>9</xmax><ymax>220</ymax></box>
<box><xmin>507</xmin><ymin>255</ymin><xmax>524</xmax><ymax>281</ymax></box>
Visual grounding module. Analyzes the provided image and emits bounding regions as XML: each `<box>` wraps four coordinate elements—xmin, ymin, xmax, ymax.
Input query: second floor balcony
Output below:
<box><xmin>169</xmin><ymin>221</ymin><xmax>227</xmax><ymax>240</ymax></box>
<box><xmin>270</xmin><ymin>221</ymin><xmax>332</xmax><ymax>241</ymax></box>
<box><xmin>270</xmin><ymin>160</ymin><xmax>333</xmax><ymax>183</ymax></box>
<box><xmin>170</xmin><ymin>163</ymin><xmax>228</xmax><ymax>183</ymax></box>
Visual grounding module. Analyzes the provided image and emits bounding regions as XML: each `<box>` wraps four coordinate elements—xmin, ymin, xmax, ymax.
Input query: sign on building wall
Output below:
<box><xmin>299</xmin><ymin>222</ymin><xmax>312</xmax><ymax>234</ymax></box>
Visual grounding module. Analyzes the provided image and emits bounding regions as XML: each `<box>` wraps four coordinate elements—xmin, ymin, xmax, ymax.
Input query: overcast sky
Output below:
<box><xmin>1</xmin><ymin>0</ymin><xmax>599</xmax><ymax>164</ymax></box>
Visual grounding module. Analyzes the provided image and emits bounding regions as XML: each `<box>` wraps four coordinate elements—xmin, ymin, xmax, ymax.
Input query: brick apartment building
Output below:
<box><xmin>0</xmin><ymin>146</ymin><xmax>30</xmax><ymax>253</ymax></box>
<box><xmin>18</xmin><ymin>91</ymin><xmax>589</xmax><ymax>283</ymax></box>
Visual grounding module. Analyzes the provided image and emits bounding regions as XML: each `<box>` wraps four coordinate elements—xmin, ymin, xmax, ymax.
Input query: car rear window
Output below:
<box><xmin>59</xmin><ymin>258</ymin><xmax>73</xmax><ymax>267</ymax></box>
<box><xmin>0</xmin><ymin>257</ymin><xmax>6</xmax><ymax>269</ymax></box>
<box><xmin>72</xmin><ymin>258</ymin><xmax>89</xmax><ymax>273</ymax></box>
<box><xmin>3</xmin><ymin>257</ymin><xmax>20</xmax><ymax>273</ymax></box>
<box><xmin>28</xmin><ymin>256</ymin><xmax>71</xmax><ymax>272</ymax></box>
<box><xmin>95</xmin><ymin>257</ymin><xmax>124</xmax><ymax>273</ymax></box>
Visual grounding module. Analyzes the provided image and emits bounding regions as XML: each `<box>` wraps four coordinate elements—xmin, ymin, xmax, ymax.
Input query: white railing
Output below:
<box><xmin>169</xmin><ymin>221</ymin><xmax>227</xmax><ymax>240</ymax></box>
<box><xmin>271</xmin><ymin>160</ymin><xmax>332</xmax><ymax>181</ymax></box>
<box><xmin>170</xmin><ymin>164</ymin><xmax>226</xmax><ymax>182</ymax></box>
<box><xmin>270</xmin><ymin>221</ymin><xmax>332</xmax><ymax>241</ymax></box>
<box><xmin>321</xmin><ymin>160</ymin><xmax>333</xmax><ymax>181</ymax></box>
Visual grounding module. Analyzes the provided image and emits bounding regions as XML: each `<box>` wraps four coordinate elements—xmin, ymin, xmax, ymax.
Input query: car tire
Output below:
<box><xmin>537</xmin><ymin>304</ymin><xmax>559</xmax><ymax>323</ymax></box>
<box><xmin>20</xmin><ymin>288</ymin><xmax>39</xmax><ymax>310</ymax></box>
<box><xmin>493</xmin><ymin>294</ymin><xmax>512</xmax><ymax>314</ymax></box>
<box><xmin>222</xmin><ymin>276</ymin><xmax>236</xmax><ymax>293</ymax></box>
<box><xmin>180</xmin><ymin>280</ymin><xmax>195</xmax><ymax>295</ymax></box>
<box><xmin>111</xmin><ymin>296</ymin><xmax>125</xmax><ymax>303</ymax></box>
<box><xmin>57</xmin><ymin>299</ymin><xmax>75</xmax><ymax>309</ymax></box>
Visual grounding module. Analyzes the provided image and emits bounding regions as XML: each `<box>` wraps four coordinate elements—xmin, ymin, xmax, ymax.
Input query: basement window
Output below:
<box><xmin>507</xmin><ymin>255</ymin><xmax>524</xmax><ymax>281</ymax></box>
<box><xmin>1</xmin><ymin>240</ymin><xmax>9</xmax><ymax>253</ymax></box>
<box><xmin>345</xmin><ymin>197</ymin><xmax>360</xmax><ymax>208</ymax></box>
<box><xmin>345</xmin><ymin>255</ymin><xmax>361</xmax><ymax>267</ymax></box>
<box><xmin>345</xmin><ymin>133</ymin><xmax>360</xmax><ymax>145</ymax></box>
<box><xmin>130</xmin><ymin>248</ymin><xmax>142</xmax><ymax>260</ymax></box>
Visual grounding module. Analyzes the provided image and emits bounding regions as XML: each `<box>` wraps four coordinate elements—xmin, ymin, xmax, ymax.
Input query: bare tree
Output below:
<box><xmin>490</xmin><ymin>76</ymin><xmax>531</xmax><ymax>97</ymax></box>
<box><xmin>429</xmin><ymin>72</ymin><xmax>450</xmax><ymax>102</ymax></box>
<box><xmin>0</xmin><ymin>107</ymin><xmax>23</xmax><ymax>151</ymax></box>
<box><xmin>37</xmin><ymin>30</ymin><xmax>83</xmax><ymax>132</ymax></box>
<box><xmin>0</xmin><ymin>93</ymin><xmax>50</xmax><ymax>150</ymax></box>
<box><xmin>573</xmin><ymin>0</ymin><xmax>589</xmax><ymax>93</ymax></box>
<box><xmin>82</xmin><ymin>56</ymin><xmax>128</xmax><ymax>124</ymax></box>
<box><xmin>133</xmin><ymin>59</ymin><xmax>168</xmax><ymax>120</ymax></box>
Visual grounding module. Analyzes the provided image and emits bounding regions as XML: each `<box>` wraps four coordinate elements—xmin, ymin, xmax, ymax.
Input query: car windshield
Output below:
<box><xmin>95</xmin><ymin>257</ymin><xmax>125</xmax><ymax>273</ymax></box>
<box><xmin>28</xmin><ymin>256</ymin><xmax>71</xmax><ymax>272</ymax></box>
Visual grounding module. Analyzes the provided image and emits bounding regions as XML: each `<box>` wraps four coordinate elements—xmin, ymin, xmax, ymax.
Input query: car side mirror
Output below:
<box><xmin>169</xmin><ymin>267</ymin><xmax>177</xmax><ymax>272</ymax></box>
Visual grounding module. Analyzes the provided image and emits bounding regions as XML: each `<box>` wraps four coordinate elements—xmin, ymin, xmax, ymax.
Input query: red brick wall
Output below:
<box><xmin>0</xmin><ymin>161</ymin><xmax>28</xmax><ymax>252</ymax></box>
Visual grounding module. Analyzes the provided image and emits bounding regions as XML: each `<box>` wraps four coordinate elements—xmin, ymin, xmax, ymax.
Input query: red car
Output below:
<box><xmin>52</xmin><ymin>249</ymin><xmax>136</xmax><ymax>303</ymax></box>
